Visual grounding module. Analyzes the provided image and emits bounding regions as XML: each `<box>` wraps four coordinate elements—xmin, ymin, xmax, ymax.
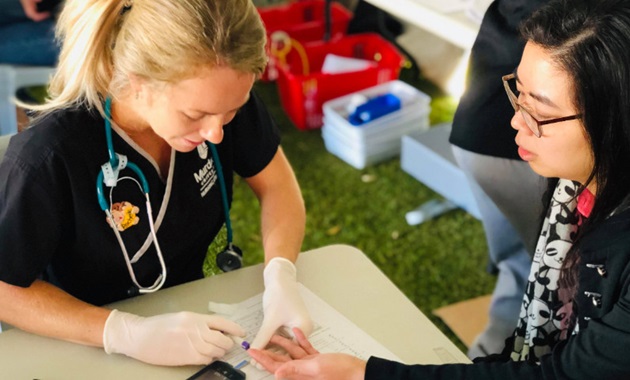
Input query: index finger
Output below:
<box><xmin>269</xmin><ymin>334</ymin><xmax>309</xmax><ymax>359</ymax></box>
<box><xmin>250</xmin><ymin>316</ymin><xmax>279</xmax><ymax>349</ymax></box>
<box><xmin>206</xmin><ymin>315</ymin><xmax>245</xmax><ymax>337</ymax></box>
<box><xmin>292</xmin><ymin>327</ymin><xmax>319</xmax><ymax>355</ymax></box>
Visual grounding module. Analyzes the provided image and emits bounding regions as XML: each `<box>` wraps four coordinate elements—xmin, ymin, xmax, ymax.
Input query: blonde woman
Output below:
<box><xmin>0</xmin><ymin>0</ymin><xmax>312</xmax><ymax>366</ymax></box>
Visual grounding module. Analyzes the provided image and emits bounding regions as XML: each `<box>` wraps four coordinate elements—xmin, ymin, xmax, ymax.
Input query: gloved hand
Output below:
<box><xmin>103</xmin><ymin>309</ymin><xmax>245</xmax><ymax>366</ymax></box>
<box><xmin>250</xmin><ymin>257</ymin><xmax>313</xmax><ymax>349</ymax></box>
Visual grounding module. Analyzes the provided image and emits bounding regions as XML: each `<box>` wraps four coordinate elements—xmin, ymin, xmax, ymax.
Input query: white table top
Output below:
<box><xmin>0</xmin><ymin>244</ymin><xmax>469</xmax><ymax>379</ymax></box>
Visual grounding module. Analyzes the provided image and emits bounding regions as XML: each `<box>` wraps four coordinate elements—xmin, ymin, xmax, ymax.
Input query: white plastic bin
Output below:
<box><xmin>323</xmin><ymin>80</ymin><xmax>431</xmax><ymax>143</ymax></box>
<box><xmin>400</xmin><ymin>123</ymin><xmax>481</xmax><ymax>219</ymax></box>
<box><xmin>323</xmin><ymin>114</ymin><xmax>429</xmax><ymax>148</ymax></box>
<box><xmin>322</xmin><ymin>125</ymin><xmax>404</xmax><ymax>169</ymax></box>
<box><xmin>321</xmin><ymin>80</ymin><xmax>431</xmax><ymax>169</ymax></box>
<box><xmin>322</xmin><ymin>128</ymin><xmax>400</xmax><ymax>169</ymax></box>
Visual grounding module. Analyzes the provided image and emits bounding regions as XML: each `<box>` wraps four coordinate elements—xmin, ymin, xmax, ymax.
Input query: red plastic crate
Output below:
<box><xmin>275</xmin><ymin>33</ymin><xmax>405</xmax><ymax>130</ymax></box>
<box><xmin>258</xmin><ymin>0</ymin><xmax>353</xmax><ymax>81</ymax></box>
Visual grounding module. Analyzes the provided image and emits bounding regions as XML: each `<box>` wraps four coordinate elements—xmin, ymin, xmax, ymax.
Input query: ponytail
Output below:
<box><xmin>26</xmin><ymin>0</ymin><xmax>267</xmax><ymax>119</ymax></box>
<box><xmin>32</xmin><ymin>0</ymin><xmax>127</xmax><ymax>116</ymax></box>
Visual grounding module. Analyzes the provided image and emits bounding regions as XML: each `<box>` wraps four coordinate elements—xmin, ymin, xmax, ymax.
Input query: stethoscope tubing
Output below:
<box><xmin>96</xmin><ymin>97</ymin><xmax>236</xmax><ymax>294</ymax></box>
<box><xmin>208</xmin><ymin>143</ymin><xmax>233</xmax><ymax>243</ymax></box>
<box><xmin>97</xmin><ymin>98</ymin><xmax>166</xmax><ymax>293</ymax></box>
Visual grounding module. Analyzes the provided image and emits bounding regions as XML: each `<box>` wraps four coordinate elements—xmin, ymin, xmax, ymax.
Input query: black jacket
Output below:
<box><xmin>449</xmin><ymin>0</ymin><xmax>549</xmax><ymax>159</ymax></box>
<box><xmin>365</xmin><ymin>207</ymin><xmax>630</xmax><ymax>379</ymax></box>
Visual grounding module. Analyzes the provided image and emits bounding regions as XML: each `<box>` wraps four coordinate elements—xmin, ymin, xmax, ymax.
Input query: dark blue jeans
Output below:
<box><xmin>0</xmin><ymin>0</ymin><xmax>59</xmax><ymax>66</ymax></box>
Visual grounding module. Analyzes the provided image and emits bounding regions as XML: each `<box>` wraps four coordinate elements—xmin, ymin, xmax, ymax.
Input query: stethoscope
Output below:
<box><xmin>96</xmin><ymin>97</ymin><xmax>243</xmax><ymax>296</ymax></box>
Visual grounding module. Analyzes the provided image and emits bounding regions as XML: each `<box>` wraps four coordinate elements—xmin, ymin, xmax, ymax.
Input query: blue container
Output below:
<box><xmin>349</xmin><ymin>93</ymin><xmax>401</xmax><ymax>126</ymax></box>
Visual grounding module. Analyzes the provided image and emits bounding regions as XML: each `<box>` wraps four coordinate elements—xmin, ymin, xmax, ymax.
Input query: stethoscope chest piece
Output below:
<box><xmin>216</xmin><ymin>243</ymin><xmax>243</xmax><ymax>272</ymax></box>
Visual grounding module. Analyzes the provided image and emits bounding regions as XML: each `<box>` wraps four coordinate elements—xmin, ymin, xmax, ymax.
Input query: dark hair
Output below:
<box><xmin>522</xmin><ymin>0</ymin><xmax>630</xmax><ymax>290</ymax></box>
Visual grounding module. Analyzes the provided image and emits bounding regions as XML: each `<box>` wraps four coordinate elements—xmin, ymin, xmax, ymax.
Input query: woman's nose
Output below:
<box><xmin>510</xmin><ymin>112</ymin><xmax>520</xmax><ymax>131</ymax></box>
<box><xmin>510</xmin><ymin>111</ymin><xmax>530</xmax><ymax>134</ymax></box>
<box><xmin>199</xmin><ymin>117</ymin><xmax>225</xmax><ymax>144</ymax></box>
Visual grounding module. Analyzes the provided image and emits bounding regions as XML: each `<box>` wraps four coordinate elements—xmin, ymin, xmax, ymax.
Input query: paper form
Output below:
<box><xmin>214</xmin><ymin>284</ymin><xmax>402</xmax><ymax>380</ymax></box>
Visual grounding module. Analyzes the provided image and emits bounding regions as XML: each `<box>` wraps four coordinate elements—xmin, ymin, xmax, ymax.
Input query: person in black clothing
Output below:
<box><xmin>449</xmin><ymin>0</ymin><xmax>549</xmax><ymax>358</ymax></box>
<box><xmin>0</xmin><ymin>0</ymin><xmax>312</xmax><ymax>368</ymax></box>
<box><xmin>248</xmin><ymin>0</ymin><xmax>630</xmax><ymax>378</ymax></box>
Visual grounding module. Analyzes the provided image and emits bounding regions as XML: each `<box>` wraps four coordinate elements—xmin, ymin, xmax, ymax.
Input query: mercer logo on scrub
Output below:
<box><xmin>194</xmin><ymin>159</ymin><xmax>214</xmax><ymax>183</ymax></box>
<box><xmin>194</xmin><ymin>158</ymin><xmax>218</xmax><ymax>198</ymax></box>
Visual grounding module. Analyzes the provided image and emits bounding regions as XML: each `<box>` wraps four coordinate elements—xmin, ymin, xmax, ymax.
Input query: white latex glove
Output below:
<box><xmin>251</xmin><ymin>257</ymin><xmax>313</xmax><ymax>349</ymax></box>
<box><xmin>103</xmin><ymin>309</ymin><xmax>245</xmax><ymax>366</ymax></box>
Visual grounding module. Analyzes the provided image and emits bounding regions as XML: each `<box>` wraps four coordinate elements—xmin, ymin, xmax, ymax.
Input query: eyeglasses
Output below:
<box><xmin>502</xmin><ymin>73</ymin><xmax>581</xmax><ymax>137</ymax></box>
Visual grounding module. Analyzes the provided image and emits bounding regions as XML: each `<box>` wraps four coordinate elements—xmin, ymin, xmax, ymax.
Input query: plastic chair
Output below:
<box><xmin>0</xmin><ymin>65</ymin><xmax>55</xmax><ymax>136</ymax></box>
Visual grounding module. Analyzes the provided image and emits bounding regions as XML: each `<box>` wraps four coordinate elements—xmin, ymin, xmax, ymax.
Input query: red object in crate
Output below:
<box><xmin>275</xmin><ymin>33</ymin><xmax>405</xmax><ymax>131</ymax></box>
<box><xmin>257</xmin><ymin>0</ymin><xmax>353</xmax><ymax>81</ymax></box>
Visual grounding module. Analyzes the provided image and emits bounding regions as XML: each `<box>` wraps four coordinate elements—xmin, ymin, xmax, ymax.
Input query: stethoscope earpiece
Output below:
<box><xmin>216</xmin><ymin>243</ymin><xmax>243</xmax><ymax>272</ymax></box>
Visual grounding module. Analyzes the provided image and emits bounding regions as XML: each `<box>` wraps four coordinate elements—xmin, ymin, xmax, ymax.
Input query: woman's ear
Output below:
<box><xmin>127</xmin><ymin>73</ymin><xmax>146</xmax><ymax>100</ymax></box>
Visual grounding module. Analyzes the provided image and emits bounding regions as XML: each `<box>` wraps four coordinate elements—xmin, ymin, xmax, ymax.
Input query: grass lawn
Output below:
<box><xmin>204</xmin><ymin>67</ymin><xmax>497</xmax><ymax>353</ymax></box>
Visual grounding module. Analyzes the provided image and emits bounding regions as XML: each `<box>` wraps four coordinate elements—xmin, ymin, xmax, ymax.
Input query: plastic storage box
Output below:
<box><xmin>321</xmin><ymin>80</ymin><xmax>431</xmax><ymax>169</ymax></box>
<box><xmin>258</xmin><ymin>0</ymin><xmax>353</xmax><ymax>81</ymax></box>
<box><xmin>400</xmin><ymin>123</ymin><xmax>481</xmax><ymax>219</ymax></box>
<box><xmin>276</xmin><ymin>33</ymin><xmax>404</xmax><ymax>131</ymax></box>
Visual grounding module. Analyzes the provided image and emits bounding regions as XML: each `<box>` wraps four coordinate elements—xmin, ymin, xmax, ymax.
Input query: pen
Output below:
<box><xmin>230</xmin><ymin>335</ymin><xmax>251</xmax><ymax>350</ymax></box>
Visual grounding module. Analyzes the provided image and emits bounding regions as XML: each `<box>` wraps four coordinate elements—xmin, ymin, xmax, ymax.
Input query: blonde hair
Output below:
<box><xmin>33</xmin><ymin>0</ymin><xmax>267</xmax><ymax>116</ymax></box>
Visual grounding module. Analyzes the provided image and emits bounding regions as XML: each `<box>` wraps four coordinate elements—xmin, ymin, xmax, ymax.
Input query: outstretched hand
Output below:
<box><xmin>248</xmin><ymin>327</ymin><xmax>367</xmax><ymax>380</ymax></box>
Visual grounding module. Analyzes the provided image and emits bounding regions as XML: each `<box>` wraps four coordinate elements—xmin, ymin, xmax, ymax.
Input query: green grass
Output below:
<box><xmin>204</xmin><ymin>68</ymin><xmax>496</xmax><ymax>353</ymax></box>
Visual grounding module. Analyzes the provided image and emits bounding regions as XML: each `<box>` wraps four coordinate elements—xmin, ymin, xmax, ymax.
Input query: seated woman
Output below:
<box><xmin>247</xmin><ymin>0</ymin><xmax>630</xmax><ymax>378</ymax></box>
<box><xmin>0</xmin><ymin>0</ymin><xmax>312</xmax><ymax>367</ymax></box>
